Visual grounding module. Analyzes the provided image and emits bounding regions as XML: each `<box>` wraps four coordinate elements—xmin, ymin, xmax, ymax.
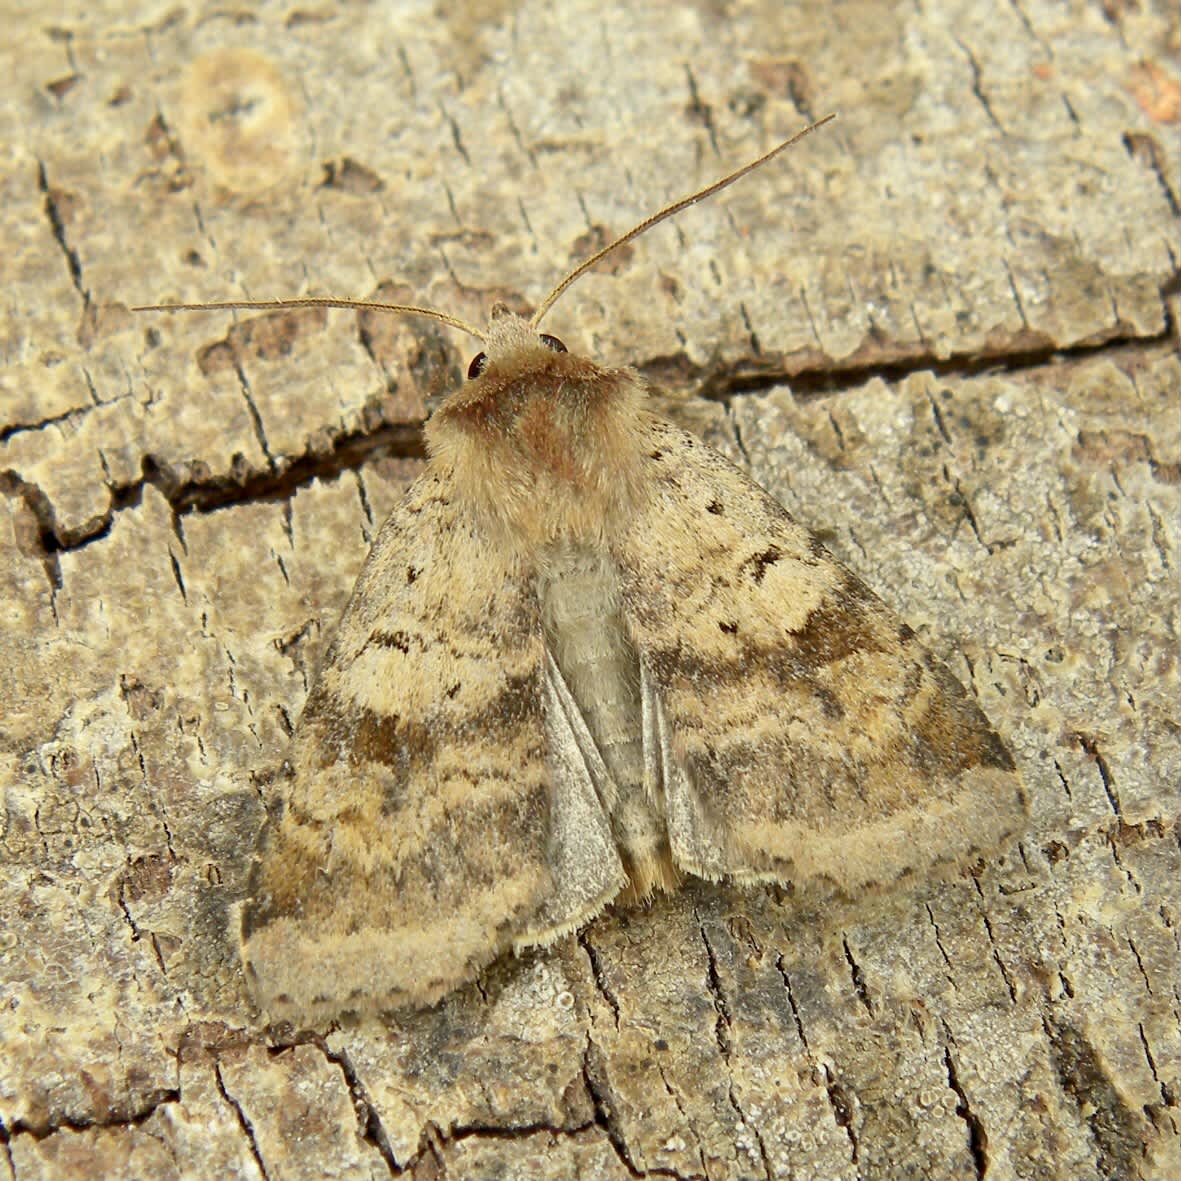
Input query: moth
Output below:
<box><xmin>141</xmin><ymin>117</ymin><xmax>1026</xmax><ymax>1022</ymax></box>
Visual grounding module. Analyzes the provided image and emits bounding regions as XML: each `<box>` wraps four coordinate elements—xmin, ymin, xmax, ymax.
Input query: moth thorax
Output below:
<box><xmin>430</xmin><ymin>365</ymin><xmax>650</xmax><ymax>550</ymax></box>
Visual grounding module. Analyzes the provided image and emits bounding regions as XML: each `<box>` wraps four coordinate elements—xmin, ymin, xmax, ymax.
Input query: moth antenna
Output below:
<box><xmin>135</xmin><ymin>115</ymin><xmax>833</xmax><ymax>339</ymax></box>
<box><xmin>132</xmin><ymin>296</ymin><xmax>486</xmax><ymax>343</ymax></box>
<box><xmin>530</xmin><ymin>113</ymin><xmax>836</xmax><ymax>329</ymax></box>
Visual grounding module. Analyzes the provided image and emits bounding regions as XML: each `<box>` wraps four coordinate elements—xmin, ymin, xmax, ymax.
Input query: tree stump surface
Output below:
<box><xmin>1</xmin><ymin>2</ymin><xmax>1178</xmax><ymax>1179</ymax></box>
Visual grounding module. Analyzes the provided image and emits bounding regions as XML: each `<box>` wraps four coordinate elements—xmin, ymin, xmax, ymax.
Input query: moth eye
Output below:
<box><xmin>467</xmin><ymin>352</ymin><xmax>489</xmax><ymax>380</ymax></box>
<box><xmin>539</xmin><ymin>334</ymin><xmax>567</xmax><ymax>353</ymax></box>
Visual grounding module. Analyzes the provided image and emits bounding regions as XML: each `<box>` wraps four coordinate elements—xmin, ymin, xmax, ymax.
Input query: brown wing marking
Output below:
<box><xmin>241</xmin><ymin>470</ymin><xmax>557</xmax><ymax>1019</ymax></box>
<box><xmin>614</xmin><ymin>418</ymin><xmax>1027</xmax><ymax>894</ymax></box>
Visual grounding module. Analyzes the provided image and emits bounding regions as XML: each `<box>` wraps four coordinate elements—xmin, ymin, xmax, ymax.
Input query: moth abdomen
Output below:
<box><xmin>538</xmin><ymin>541</ymin><xmax>678</xmax><ymax>899</ymax></box>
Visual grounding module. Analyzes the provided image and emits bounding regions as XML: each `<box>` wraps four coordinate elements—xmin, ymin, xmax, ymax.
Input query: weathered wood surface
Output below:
<box><xmin>1</xmin><ymin>1</ymin><xmax>1178</xmax><ymax>1178</ymax></box>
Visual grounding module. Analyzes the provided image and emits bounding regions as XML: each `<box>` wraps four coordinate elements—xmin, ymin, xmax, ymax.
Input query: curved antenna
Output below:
<box><xmin>132</xmin><ymin>296</ymin><xmax>486</xmax><ymax>342</ymax></box>
<box><xmin>530</xmin><ymin>113</ymin><xmax>836</xmax><ymax>328</ymax></box>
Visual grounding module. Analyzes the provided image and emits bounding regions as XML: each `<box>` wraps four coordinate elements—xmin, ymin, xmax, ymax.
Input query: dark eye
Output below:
<box><xmin>467</xmin><ymin>352</ymin><xmax>488</xmax><ymax>380</ymax></box>
<box><xmin>540</xmin><ymin>334</ymin><xmax>567</xmax><ymax>353</ymax></box>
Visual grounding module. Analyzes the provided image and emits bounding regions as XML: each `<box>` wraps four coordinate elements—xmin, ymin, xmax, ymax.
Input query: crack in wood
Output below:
<box><xmin>231</xmin><ymin>360</ymin><xmax>277</xmax><ymax>473</ymax></box>
<box><xmin>942</xmin><ymin>1038</ymin><xmax>988</xmax><ymax>1181</ymax></box>
<box><xmin>581</xmin><ymin>1037</ymin><xmax>646</xmax><ymax>1179</ymax></box>
<box><xmin>654</xmin><ymin>1063</ymin><xmax>709</xmax><ymax>1179</ymax></box>
<box><xmin>773</xmin><ymin>956</ymin><xmax>810</xmax><ymax>1051</ymax></box>
<box><xmin>578</xmin><ymin>930</ymin><xmax>621</xmax><ymax>1028</ymax></box>
<box><xmin>7</xmin><ymin>420</ymin><xmax>425</xmax><ymax>556</ymax></box>
<box><xmin>1076</xmin><ymin>733</ymin><xmax>1123</xmax><ymax>818</ymax></box>
<box><xmin>7</xmin><ymin>326</ymin><xmax>1175</xmax><ymax>561</ymax></box>
<box><xmin>320</xmin><ymin>1042</ymin><xmax>401</xmax><ymax>1175</ymax></box>
<box><xmin>696</xmin><ymin>921</ymin><xmax>733</xmax><ymax>1061</ymax></box>
<box><xmin>971</xmin><ymin>877</ymin><xmax>1019</xmax><ymax>1004</ymax></box>
<box><xmin>821</xmin><ymin>1065</ymin><xmax>858</xmax><ymax>1164</ymax></box>
<box><xmin>37</xmin><ymin>158</ymin><xmax>88</xmax><ymax>303</ymax></box>
<box><xmin>841</xmin><ymin>934</ymin><xmax>874</xmax><ymax>1015</ymax></box>
<box><xmin>212</xmin><ymin>1061</ymin><xmax>269</xmax><ymax>1181</ymax></box>
<box><xmin>4</xmin><ymin>1088</ymin><xmax>182</xmax><ymax>1142</ymax></box>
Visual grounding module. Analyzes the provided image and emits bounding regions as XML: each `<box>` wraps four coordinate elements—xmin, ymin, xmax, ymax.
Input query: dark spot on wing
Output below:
<box><xmin>370</xmin><ymin>630</ymin><xmax>411</xmax><ymax>653</ymax></box>
<box><xmin>908</xmin><ymin>657</ymin><xmax>1019</xmax><ymax>776</ymax></box>
<box><xmin>789</xmin><ymin>578</ymin><xmax>884</xmax><ymax>667</ymax></box>
<box><xmin>743</xmin><ymin>545</ymin><xmax>783</xmax><ymax>584</ymax></box>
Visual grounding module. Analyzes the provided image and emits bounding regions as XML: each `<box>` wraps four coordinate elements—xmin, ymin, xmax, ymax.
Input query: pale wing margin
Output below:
<box><xmin>241</xmin><ymin>468</ymin><xmax>621</xmax><ymax>1021</ymax></box>
<box><xmin>612</xmin><ymin>417</ymin><xmax>1027</xmax><ymax>895</ymax></box>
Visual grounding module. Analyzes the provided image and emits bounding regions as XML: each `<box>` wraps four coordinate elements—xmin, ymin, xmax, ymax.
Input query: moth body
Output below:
<box><xmin>222</xmin><ymin>121</ymin><xmax>1027</xmax><ymax>1023</ymax></box>
<box><xmin>239</xmin><ymin>309</ymin><xmax>1027</xmax><ymax>1023</ymax></box>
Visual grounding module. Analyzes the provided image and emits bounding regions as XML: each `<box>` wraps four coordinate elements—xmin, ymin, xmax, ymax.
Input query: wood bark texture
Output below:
<box><xmin>1</xmin><ymin>2</ymin><xmax>1178</xmax><ymax>1179</ymax></box>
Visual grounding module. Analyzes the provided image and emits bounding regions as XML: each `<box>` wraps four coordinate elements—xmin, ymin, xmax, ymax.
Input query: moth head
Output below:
<box><xmin>466</xmin><ymin>303</ymin><xmax>567</xmax><ymax>381</ymax></box>
<box><xmin>426</xmin><ymin>300</ymin><xmax>638</xmax><ymax>449</ymax></box>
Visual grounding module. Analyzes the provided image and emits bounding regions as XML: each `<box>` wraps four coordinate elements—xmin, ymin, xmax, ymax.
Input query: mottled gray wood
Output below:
<box><xmin>1</xmin><ymin>2</ymin><xmax>1177</xmax><ymax>1179</ymax></box>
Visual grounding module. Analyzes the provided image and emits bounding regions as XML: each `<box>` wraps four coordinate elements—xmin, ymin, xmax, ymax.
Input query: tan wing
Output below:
<box><xmin>612</xmin><ymin>417</ymin><xmax>1027</xmax><ymax>894</ymax></box>
<box><xmin>240</xmin><ymin>467</ymin><xmax>623</xmax><ymax>1022</ymax></box>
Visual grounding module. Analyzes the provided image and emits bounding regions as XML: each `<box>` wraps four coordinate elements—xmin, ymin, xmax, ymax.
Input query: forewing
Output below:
<box><xmin>613</xmin><ymin>418</ymin><xmax>1027</xmax><ymax>894</ymax></box>
<box><xmin>241</xmin><ymin>469</ymin><xmax>557</xmax><ymax>1020</ymax></box>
